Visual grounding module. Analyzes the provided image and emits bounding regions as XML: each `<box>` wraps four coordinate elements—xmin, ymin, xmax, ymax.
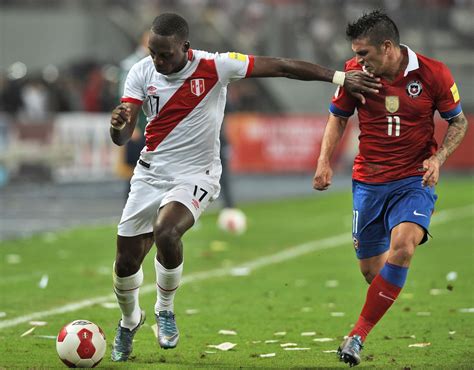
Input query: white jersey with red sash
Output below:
<box><xmin>122</xmin><ymin>49</ymin><xmax>254</xmax><ymax>181</ymax></box>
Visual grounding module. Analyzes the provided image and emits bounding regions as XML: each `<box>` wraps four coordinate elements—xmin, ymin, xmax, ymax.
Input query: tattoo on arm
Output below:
<box><xmin>435</xmin><ymin>113</ymin><xmax>469</xmax><ymax>165</ymax></box>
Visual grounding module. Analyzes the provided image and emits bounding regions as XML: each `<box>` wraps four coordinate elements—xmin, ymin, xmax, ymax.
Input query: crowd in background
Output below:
<box><xmin>0</xmin><ymin>0</ymin><xmax>473</xmax><ymax>120</ymax></box>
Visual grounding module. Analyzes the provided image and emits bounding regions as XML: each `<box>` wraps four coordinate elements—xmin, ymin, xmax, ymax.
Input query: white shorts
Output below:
<box><xmin>118</xmin><ymin>161</ymin><xmax>220</xmax><ymax>237</ymax></box>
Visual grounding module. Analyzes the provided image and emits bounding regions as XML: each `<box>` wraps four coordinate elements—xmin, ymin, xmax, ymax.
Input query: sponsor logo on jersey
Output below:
<box><xmin>228</xmin><ymin>52</ymin><xmax>247</xmax><ymax>62</ymax></box>
<box><xmin>147</xmin><ymin>85</ymin><xmax>158</xmax><ymax>95</ymax></box>
<box><xmin>191</xmin><ymin>198</ymin><xmax>200</xmax><ymax>210</ymax></box>
<box><xmin>190</xmin><ymin>79</ymin><xmax>205</xmax><ymax>97</ymax></box>
<box><xmin>450</xmin><ymin>83</ymin><xmax>460</xmax><ymax>103</ymax></box>
<box><xmin>385</xmin><ymin>96</ymin><xmax>399</xmax><ymax>113</ymax></box>
<box><xmin>406</xmin><ymin>80</ymin><xmax>423</xmax><ymax>98</ymax></box>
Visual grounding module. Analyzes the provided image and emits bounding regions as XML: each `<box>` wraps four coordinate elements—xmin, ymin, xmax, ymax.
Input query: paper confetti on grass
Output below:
<box><xmin>35</xmin><ymin>335</ymin><xmax>57</xmax><ymax>339</ymax></box>
<box><xmin>284</xmin><ymin>347</ymin><xmax>310</xmax><ymax>351</ymax></box>
<box><xmin>330</xmin><ymin>312</ymin><xmax>345</xmax><ymax>317</ymax></box>
<box><xmin>207</xmin><ymin>342</ymin><xmax>237</xmax><ymax>351</ymax></box>
<box><xmin>273</xmin><ymin>331</ymin><xmax>287</xmax><ymax>336</ymax></box>
<box><xmin>0</xmin><ymin>312</ymin><xmax>6</xmax><ymax>318</ymax></box>
<box><xmin>265</xmin><ymin>340</ymin><xmax>279</xmax><ymax>344</ymax></box>
<box><xmin>210</xmin><ymin>241</ymin><xmax>228</xmax><ymax>252</ymax></box>
<box><xmin>301</xmin><ymin>307</ymin><xmax>313</xmax><ymax>313</ymax></box>
<box><xmin>301</xmin><ymin>332</ymin><xmax>316</xmax><ymax>336</ymax></box>
<box><xmin>20</xmin><ymin>327</ymin><xmax>36</xmax><ymax>337</ymax></box>
<box><xmin>322</xmin><ymin>350</ymin><xmax>338</xmax><ymax>353</ymax></box>
<box><xmin>325</xmin><ymin>280</ymin><xmax>339</xmax><ymax>288</ymax></box>
<box><xmin>409</xmin><ymin>342</ymin><xmax>431</xmax><ymax>348</ymax></box>
<box><xmin>280</xmin><ymin>343</ymin><xmax>298</xmax><ymax>347</ymax></box>
<box><xmin>230</xmin><ymin>267</ymin><xmax>251</xmax><ymax>276</ymax></box>
<box><xmin>218</xmin><ymin>329</ymin><xmax>237</xmax><ymax>336</ymax></box>
<box><xmin>449</xmin><ymin>331</ymin><xmax>456</xmax><ymax>335</ymax></box>
<box><xmin>259</xmin><ymin>353</ymin><xmax>276</xmax><ymax>358</ymax></box>
<box><xmin>459</xmin><ymin>308</ymin><xmax>474</xmax><ymax>313</ymax></box>
<box><xmin>29</xmin><ymin>321</ymin><xmax>47</xmax><ymax>326</ymax></box>
<box><xmin>185</xmin><ymin>308</ymin><xmax>199</xmax><ymax>315</ymax></box>
<box><xmin>313</xmin><ymin>338</ymin><xmax>335</xmax><ymax>342</ymax></box>
<box><xmin>430</xmin><ymin>289</ymin><xmax>446</xmax><ymax>296</ymax></box>
<box><xmin>446</xmin><ymin>271</ymin><xmax>458</xmax><ymax>281</ymax></box>
<box><xmin>38</xmin><ymin>275</ymin><xmax>49</xmax><ymax>289</ymax></box>
<box><xmin>416</xmin><ymin>312</ymin><xmax>431</xmax><ymax>316</ymax></box>
<box><xmin>397</xmin><ymin>335</ymin><xmax>416</xmax><ymax>339</ymax></box>
<box><xmin>6</xmin><ymin>254</ymin><xmax>21</xmax><ymax>264</ymax></box>
<box><xmin>151</xmin><ymin>324</ymin><xmax>158</xmax><ymax>338</ymax></box>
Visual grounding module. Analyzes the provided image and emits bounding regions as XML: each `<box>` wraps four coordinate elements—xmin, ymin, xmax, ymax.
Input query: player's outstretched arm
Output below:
<box><xmin>109</xmin><ymin>102</ymin><xmax>141</xmax><ymax>146</ymax></box>
<box><xmin>422</xmin><ymin>112</ymin><xmax>469</xmax><ymax>187</ymax></box>
<box><xmin>249</xmin><ymin>56</ymin><xmax>380</xmax><ymax>103</ymax></box>
<box><xmin>313</xmin><ymin>114</ymin><xmax>349</xmax><ymax>191</ymax></box>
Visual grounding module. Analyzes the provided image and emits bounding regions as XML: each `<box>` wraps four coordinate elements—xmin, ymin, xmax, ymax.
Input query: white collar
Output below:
<box><xmin>401</xmin><ymin>44</ymin><xmax>419</xmax><ymax>76</ymax></box>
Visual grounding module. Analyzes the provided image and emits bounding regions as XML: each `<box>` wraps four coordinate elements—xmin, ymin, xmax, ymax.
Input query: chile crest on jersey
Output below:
<box><xmin>406</xmin><ymin>80</ymin><xmax>423</xmax><ymax>98</ymax></box>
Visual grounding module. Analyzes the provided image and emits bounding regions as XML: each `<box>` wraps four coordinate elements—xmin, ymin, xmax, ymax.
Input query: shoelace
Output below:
<box><xmin>159</xmin><ymin>314</ymin><xmax>177</xmax><ymax>333</ymax></box>
<box><xmin>114</xmin><ymin>327</ymin><xmax>132</xmax><ymax>349</ymax></box>
<box><xmin>349</xmin><ymin>336</ymin><xmax>363</xmax><ymax>352</ymax></box>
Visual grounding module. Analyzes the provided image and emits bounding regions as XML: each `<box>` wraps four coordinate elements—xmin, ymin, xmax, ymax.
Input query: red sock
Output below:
<box><xmin>349</xmin><ymin>273</ymin><xmax>402</xmax><ymax>341</ymax></box>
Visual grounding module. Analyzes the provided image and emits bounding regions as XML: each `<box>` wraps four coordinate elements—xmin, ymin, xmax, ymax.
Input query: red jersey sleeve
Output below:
<box><xmin>328</xmin><ymin>59</ymin><xmax>358</xmax><ymax>118</ymax></box>
<box><xmin>434</xmin><ymin>63</ymin><xmax>462</xmax><ymax>121</ymax></box>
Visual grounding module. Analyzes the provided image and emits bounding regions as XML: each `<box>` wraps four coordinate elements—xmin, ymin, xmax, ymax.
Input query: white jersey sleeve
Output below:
<box><xmin>122</xmin><ymin>57</ymin><xmax>150</xmax><ymax>103</ymax></box>
<box><xmin>214</xmin><ymin>52</ymin><xmax>254</xmax><ymax>85</ymax></box>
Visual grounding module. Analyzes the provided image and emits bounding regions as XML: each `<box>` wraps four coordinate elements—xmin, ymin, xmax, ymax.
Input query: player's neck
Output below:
<box><xmin>382</xmin><ymin>48</ymin><xmax>407</xmax><ymax>83</ymax></box>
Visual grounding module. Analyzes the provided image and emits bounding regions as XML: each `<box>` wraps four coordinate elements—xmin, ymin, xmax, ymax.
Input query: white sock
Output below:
<box><xmin>113</xmin><ymin>263</ymin><xmax>143</xmax><ymax>330</ymax></box>
<box><xmin>155</xmin><ymin>257</ymin><xmax>183</xmax><ymax>314</ymax></box>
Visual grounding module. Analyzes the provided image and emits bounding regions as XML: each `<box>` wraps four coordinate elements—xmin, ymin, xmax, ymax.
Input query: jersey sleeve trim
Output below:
<box><xmin>245</xmin><ymin>55</ymin><xmax>255</xmax><ymax>77</ymax></box>
<box><xmin>440</xmin><ymin>103</ymin><xmax>462</xmax><ymax>121</ymax></box>
<box><xmin>121</xmin><ymin>97</ymin><xmax>143</xmax><ymax>105</ymax></box>
<box><xmin>329</xmin><ymin>103</ymin><xmax>353</xmax><ymax>118</ymax></box>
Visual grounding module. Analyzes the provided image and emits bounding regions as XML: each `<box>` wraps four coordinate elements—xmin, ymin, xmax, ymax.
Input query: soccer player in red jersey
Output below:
<box><xmin>313</xmin><ymin>10</ymin><xmax>468</xmax><ymax>367</ymax></box>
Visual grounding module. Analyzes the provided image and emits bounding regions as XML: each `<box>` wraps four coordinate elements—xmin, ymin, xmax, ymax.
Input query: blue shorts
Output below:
<box><xmin>352</xmin><ymin>176</ymin><xmax>437</xmax><ymax>260</ymax></box>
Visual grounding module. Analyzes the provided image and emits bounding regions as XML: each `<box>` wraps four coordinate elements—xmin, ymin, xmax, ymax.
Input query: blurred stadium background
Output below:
<box><xmin>0</xmin><ymin>0</ymin><xmax>473</xmax><ymax>240</ymax></box>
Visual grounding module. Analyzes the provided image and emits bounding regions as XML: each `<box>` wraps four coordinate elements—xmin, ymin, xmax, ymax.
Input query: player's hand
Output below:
<box><xmin>110</xmin><ymin>104</ymin><xmax>130</xmax><ymax>130</ymax></box>
<box><xmin>313</xmin><ymin>159</ymin><xmax>333</xmax><ymax>191</ymax></box>
<box><xmin>420</xmin><ymin>155</ymin><xmax>441</xmax><ymax>187</ymax></box>
<box><xmin>344</xmin><ymin>71</ymin><xmax>381</xmax><ymax>104</ymax></box>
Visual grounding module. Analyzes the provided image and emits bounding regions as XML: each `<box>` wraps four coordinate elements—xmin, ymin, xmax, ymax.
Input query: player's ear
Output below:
<box><xmin>182</xmin><ymin>41</ymin><xmax>190</xmax><ymax>52</ymax></box>
<box><xmin>383</xmin><ymin>40</ymin><xmax>393</xmax><ymax>55</ymax></box>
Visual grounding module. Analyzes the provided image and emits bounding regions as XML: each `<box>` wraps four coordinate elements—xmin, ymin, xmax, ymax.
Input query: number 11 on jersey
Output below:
<box><xmin>387</xmin><ymin>115</ymin><xmax>400</xmax><ymax>136</ymax></box>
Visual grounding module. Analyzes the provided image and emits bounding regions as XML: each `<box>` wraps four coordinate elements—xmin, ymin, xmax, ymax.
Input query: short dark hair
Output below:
<box><xmin>151</xmin><ymin>13</ymin><xmax>189</xmax><ymax>40</ymax></box>
<box><xmin>346</xmin><ymin>10</ymin><xmax>400</xmax><ymax>46</ymax></box>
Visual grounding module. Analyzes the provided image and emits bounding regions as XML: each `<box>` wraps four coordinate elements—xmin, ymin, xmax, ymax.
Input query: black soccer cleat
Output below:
<box><xmin>337</xmin><ymin>335</ymin><xmax>364</xmax><ymax>367</ymax></box>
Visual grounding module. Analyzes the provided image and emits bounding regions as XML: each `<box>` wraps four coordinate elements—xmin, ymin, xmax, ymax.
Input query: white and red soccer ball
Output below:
<box><xmin>217</xmin><ymin>208</ymin><xmax>247</xmax><ymax>235</ymax></box>
<box><xmin>56</xmin><ymin>320</ymin><xmax>106</xmax><ymax>368</ymax></box>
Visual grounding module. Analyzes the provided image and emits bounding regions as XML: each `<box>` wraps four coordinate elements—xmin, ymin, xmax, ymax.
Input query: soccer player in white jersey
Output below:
<box><xmin>109</xmin><ymin>12</ymin><xmax>381</xmax><ymax>362</ymax></box>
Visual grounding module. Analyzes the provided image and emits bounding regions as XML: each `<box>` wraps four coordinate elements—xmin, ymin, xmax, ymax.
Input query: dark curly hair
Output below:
<box><xmin>346</xmin><ymin>10</ymin><xmax>399</xmax><ymax>46</ymax></box>
<box><xmin>151</xmin><ymin>13</ymin><xmax>189</xmax><ymax>40</ymax></box>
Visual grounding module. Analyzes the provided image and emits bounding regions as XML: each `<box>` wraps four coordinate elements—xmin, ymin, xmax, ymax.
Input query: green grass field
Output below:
<box><xmin>0</xmin><ymin>177</ymin><xmax>473</xmax><ymax>369</ymax></box>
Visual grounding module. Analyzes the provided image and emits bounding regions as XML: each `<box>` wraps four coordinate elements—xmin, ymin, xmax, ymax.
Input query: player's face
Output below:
<box><xmin>352</xmin><ymin>37</ymin><xmax>388</xmax><ymax>76</ymax></box>
<box><xmin>148</xmin><ymin>32</ymin><xmax>189</xmax><ymax>75</ymax></box>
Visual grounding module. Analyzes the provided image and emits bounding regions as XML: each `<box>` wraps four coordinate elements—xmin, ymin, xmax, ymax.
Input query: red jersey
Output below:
<box><xmin>330</xmin><ymin>45</ymin><xmax>462</xmax><ymax>183</ymax></box>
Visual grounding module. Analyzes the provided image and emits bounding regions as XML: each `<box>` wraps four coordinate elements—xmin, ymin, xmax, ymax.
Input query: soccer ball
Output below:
<box><xmin>56</xmin><ymin>320</ymin><xmax>106</xmax><ymax>368</ymax></box>
<box><xmin>217</xmin><ymin>208</ymin><xmax>247</xmax><ymax>235</ymax></box>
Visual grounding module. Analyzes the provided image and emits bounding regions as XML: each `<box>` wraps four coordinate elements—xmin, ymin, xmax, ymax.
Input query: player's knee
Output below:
<box><xmin>390</xmin><ymin>241</ymin><xmax>416</xmax><ymax>265</ymax></box>
<box><xmin>361</xmin><ymin>268</ymin><xmax>377</xmax><ymax>284</ymax></box>
<box><xmin>154</xmin><ymin>223</ymin><xmax>181</xmax><ymax>251</ymax></box>
<box><xmin>115</xmin><ymin>254</ymin><xmax>141</xmax><ymax>277</ymax></box>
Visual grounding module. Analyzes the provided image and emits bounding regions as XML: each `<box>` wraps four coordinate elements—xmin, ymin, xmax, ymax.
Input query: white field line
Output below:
<box><xmin>1</xmin><ymin>204</ymin><xmax>472</xmax><ymax>330</ymax></box>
